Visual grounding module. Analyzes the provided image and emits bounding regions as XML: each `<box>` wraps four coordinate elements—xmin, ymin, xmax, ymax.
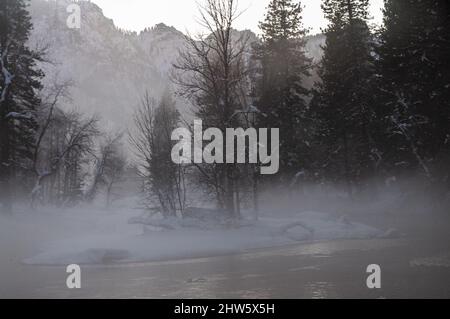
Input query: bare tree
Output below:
<box><xmin>104</xmin><ymin>150</ymin><xmax>127</xmax><ymax>208</ymax></box>
<box><xmin>86</xmin><ymin>132</ymin><xmax>127</xmax><ymax>207</ymax></box>
<box><xmin>130</xmin><ymin>92</ymin><xmax>187</xmax><ymax>218</ymax></box>
<box><xmin>31</xmin><ymin>104</ymin><xmax>99</xmax><ymax>207</ymax></box>
<box><xmin>172</xmin><ymin>0</ymin><xmax>253</xmax><ymax>219</ymax></box>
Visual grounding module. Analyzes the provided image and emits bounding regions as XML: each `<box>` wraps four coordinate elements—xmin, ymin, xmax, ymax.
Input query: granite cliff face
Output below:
<box><xmin>29</xmin><ymin>0</ymin><xmax>324</xmax><ymax>127</ymax></box>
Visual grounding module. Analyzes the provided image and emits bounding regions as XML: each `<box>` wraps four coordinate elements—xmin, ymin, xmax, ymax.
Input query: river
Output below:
<box><xmin>2</xmin><ymin>236</ymin><xmax>449</xmax><ymax>299</ymax></box>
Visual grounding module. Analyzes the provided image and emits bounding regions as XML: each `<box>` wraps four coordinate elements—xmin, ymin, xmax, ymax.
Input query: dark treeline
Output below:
<box><xmin>309</xmin><ymin>0</ymin><xmax>450</xmax><ymax>201</ymax></box>
<box><xmin>252</xmin><ymin>0</ymin><xmax>450</xmax><ymax>202</ymax></box>
<box><xmin>250</xmin><ymin>0</ymin><xmax>450</xmax><ymax>199</ymax></box>
<box><xmin>1</xmin><ymin>0</ymin><xmax>449</xmax><ymax>218</ymax></box>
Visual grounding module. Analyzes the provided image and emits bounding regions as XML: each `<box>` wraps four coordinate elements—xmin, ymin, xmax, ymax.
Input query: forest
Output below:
<box><xmin>0</xmin><ymin>0</ymin><xmax>449</xmax><ymax>220</ymax></box>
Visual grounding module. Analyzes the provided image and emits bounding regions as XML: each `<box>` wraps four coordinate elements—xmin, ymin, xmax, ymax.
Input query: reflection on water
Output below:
<box><xmin>410</xmin><ymin>253</ymin><xmax>450</xmax><ymax>268</ymax></box>
<box><xmin>235</xmin><ymin>288</ymin><xmax>272</xmax><ymax>299</ymax></box>
<box><xmin>306</xmin><ymin>282</ymin><xmax>335</xmax><ymax>299</ymax></box>
<box><xmin>238</xmin><ymin>239</ymin><xmax>405</xmax><ymax>261</ymax></box>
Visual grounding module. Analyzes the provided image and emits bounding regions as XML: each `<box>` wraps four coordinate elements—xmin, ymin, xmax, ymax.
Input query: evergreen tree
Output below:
<box><xmin>377</xmin><ymin>0</ymin><xmax>450</xmax><ymax>186</ymax></box>
<box><xmin>0</xmin><ymin>0</ymin><xmax>43</xmax><ymax>212</ymax></box>
<box><xmin>253</xmin><ymin>0</ymin><xmax>312</xmax><ymax>182</ymax></box>
<box><xmin>311</xmin><ymin>0</ymin><xmax>377</xmax><ymax>195</ymax></box>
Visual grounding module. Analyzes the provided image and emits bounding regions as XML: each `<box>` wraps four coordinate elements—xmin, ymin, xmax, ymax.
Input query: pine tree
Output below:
<box><xmin>377</xmin><ymin>0</ymin><xmax>450</xmax><ymax>186</ymax></box>
<box><xmin>311</xmin><ymin>0</ymin><xmax>377</xmax><ymax>195</ymax></box>
<box><xmin>0</xmin><ymin>0</ymin><xmax>43</xmax><ymax>212</ymax></box>
<box><xmin>253</xmin><ymin>0</ymin><xmax>312</xmax><ymax>182</ymax></box>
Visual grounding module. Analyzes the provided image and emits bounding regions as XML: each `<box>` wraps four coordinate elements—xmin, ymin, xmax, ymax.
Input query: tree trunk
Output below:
<box><xmin>0</xmin><ymin>118</ymin><xmax>12</xmax><ymax>214</ymax></box>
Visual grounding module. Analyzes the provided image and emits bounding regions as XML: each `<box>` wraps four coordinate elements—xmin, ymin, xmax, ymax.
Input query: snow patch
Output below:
<box><xmin>24</xmin><ymin>210</ymin><xmax>383</xmax><ymax>266</ymax></box>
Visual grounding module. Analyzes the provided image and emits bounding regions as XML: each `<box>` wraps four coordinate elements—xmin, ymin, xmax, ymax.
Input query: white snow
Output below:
<box><xmin>21</xmin><ymin>204</ymin><xmax>383</xmax><ymax>266</ymax></box>
<box><xmin>5</xmin><ymin>112</ymin><xmax>33</xmax><ymax>120</ymax></box>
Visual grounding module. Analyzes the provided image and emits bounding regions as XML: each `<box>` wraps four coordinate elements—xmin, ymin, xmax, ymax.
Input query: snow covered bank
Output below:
<box><xmin>23</xmin><ymin>210</ymin><xmax>385</xmax><ymax>266</ymax></box>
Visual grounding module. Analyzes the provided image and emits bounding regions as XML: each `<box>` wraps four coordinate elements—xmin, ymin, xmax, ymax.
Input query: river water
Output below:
<box><xmin>1</xmin><ymin>236</ymin><xmax>449</xmax><ymax>299</ymax></box>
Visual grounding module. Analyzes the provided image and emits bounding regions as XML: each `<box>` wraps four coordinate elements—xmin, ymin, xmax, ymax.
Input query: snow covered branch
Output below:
<box><xmin>390</xmin><ymin>114</ymin><xmax>431</xmax><ymax>178</ymax></box>
<box><xmin>5</xmin><ymin>112</ymin><xmax>33</xmax><ymax>120</ymax></box>
<box><xmin>0</xmin><ymin>46</ymin><xmax>15</xmax><ymax>106</ymax></box>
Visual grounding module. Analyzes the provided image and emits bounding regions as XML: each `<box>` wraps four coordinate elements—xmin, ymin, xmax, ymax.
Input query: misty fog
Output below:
<box><xmin>1</xmin><ymin>0</ymin><xmax>449</xmax><ymax>299</ymax></box>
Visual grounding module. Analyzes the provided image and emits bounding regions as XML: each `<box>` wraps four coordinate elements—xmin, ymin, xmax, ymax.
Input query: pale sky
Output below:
<box><xmin>89</xmin><ymin>0</ymin><xmax>385</xmax><ymax>35</ymax></box>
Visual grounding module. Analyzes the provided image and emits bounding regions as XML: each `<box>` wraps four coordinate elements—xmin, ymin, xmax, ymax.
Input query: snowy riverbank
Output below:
<box><xmin>13</xmin><ymin>205</ymin><xmax>388</xmax><ymax>266</ymax></box>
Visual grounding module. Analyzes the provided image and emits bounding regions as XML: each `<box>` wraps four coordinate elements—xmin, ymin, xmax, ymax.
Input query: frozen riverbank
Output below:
<box><xmin>1</xmin><ymin>203</ymin><xmax>449</xmax><ymax>298</ymax></box>
<box><xmin>19</xmin><ymin>207</ymin><xmax>384</xmax><ymax>266</ymax></box>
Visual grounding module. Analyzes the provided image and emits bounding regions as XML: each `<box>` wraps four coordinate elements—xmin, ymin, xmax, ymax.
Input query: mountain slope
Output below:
<box><xmin>28</xmin><ymin>0</ymin><xmax>324</xmax><ymax>128</ymax></box>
